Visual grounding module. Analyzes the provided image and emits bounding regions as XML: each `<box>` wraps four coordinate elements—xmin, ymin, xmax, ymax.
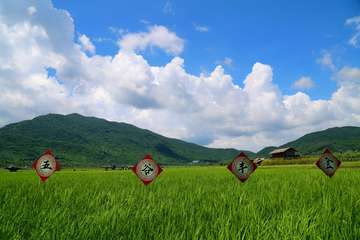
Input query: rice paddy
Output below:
<box><xmin>1</xmin><ymin>164</ymin><xmax>360</xmax><ymax>239</ymax></box>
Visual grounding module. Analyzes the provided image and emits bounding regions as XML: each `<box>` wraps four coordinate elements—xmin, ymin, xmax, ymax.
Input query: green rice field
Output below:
<box><xmin>1</xmin><ymin>164</ymin><xmax>360</xmax><ymax>239</ymax></box>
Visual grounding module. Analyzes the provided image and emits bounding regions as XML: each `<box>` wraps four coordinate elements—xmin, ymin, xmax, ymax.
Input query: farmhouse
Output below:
<box><xmin>269</xmin><ymin>147</ymin><xmax>299</xmax><ymax>159</ymax></box>
<box><xmin>253</xmin><ymin>158</ymin><xmax>265</xmax><ymax>165</ymax></box>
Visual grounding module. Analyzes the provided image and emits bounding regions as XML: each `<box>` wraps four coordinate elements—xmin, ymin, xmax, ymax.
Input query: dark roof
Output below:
<box><xmin>269</xmin><ymin>147</ymin><xmax>297</xmax><ymax>155</ymax></box>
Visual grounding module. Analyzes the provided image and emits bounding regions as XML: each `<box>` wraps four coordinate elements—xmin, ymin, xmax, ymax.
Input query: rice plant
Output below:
<box><xmin>0</xmin><ymin>166</ymin><xmax>359</xmax><ymax>239</ymax></box>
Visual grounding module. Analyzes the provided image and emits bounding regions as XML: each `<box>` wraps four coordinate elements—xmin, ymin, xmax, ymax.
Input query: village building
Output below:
<box><xmin>269</xmin><ymin>147</ymin><xmax>299</xmax><ymax>159</ymax></box>
<box><xmin>253</xmin><ymin>158</ymin><xmax>265</xmax><ymax>165</ymax></box>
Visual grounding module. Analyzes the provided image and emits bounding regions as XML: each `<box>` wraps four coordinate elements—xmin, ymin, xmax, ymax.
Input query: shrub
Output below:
<box><xmin>262</xmin><ymin>157</ymin><xmax>318</xmax><ymax>166</ymax></box>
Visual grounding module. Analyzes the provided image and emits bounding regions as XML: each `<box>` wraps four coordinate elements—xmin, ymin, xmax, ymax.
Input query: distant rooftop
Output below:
<box><xmin>269</xmin><ymin>147</ymin><xmax>298</xmax><ymax>155</ymax></box>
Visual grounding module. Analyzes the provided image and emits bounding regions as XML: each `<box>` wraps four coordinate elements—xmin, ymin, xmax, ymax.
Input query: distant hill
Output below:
<box><xmin>255</xmin><ymin>146</ymin><xmax>278</xmax><ymax>159</ymax></box>
<box><xmin>277</xmin><ymin>126</ymin><xmax>360</xmax><ymax>156</ymax></box>
<box><xmin>1</xmin><ymin>114</ymin><xmax>359</xmax><ymax>165</ymax></box>
<box><xmin>255</xmin><ymin>126</ymin><xmax>360</xmax><ymax>158</ymax></box>
<box><xmin>0</xmin><ymin>113</ymin><xmax>255</xmax><ymax>165</ymax></box>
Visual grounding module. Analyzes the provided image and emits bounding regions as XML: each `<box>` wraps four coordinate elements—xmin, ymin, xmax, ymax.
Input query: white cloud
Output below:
<box><xmin>224</xmin><ymin>57</ymin><xmax>233</xmax><ymax>67</ymax></box>
<box><xmin>78</xmin><ymin>34</ymin><xmax>95</xmax><ymax>54</ymax></box>
<box><xmin>330</xmin><ymin>81</ymin><xmax>360</xmax><ymax>119</ymax></box>
<box><xmin>316</xmin><ymin>52</ymin><xmax>336</xmax><ymax>71</ymax></box>
<box><xmin>283</xmin><ymin>92</ymin><xmax>331</xmax><ymax>126</ymax></box>
<box><xmin>207</xmin><ymin>133</ymin><xmax>286</xmax><ymax>152</ymax></box>
<box><xmin>336</xmin><ymin>66</ymin><xmax>360</xmax><ymax>82</ymax></box>
<box><xmin>118</xmin><ymin>25</ymin><xmax>184</xmax><ymax>55</ymax></box>
<box><xmin>141</xmin><ymin>19</ymin><xmax>149</xmax><ymax>24</ymax></box>
<box><xmin>109</xmin><ymin>27</ymin><xmax>124</xmax><ymax>35</ymax></box>
<box><xmin>163</xmin><ymin>2</ymin><xmax>174</xmax><ymax>15</ymax></box>
<box><xmin>195</xmin><ymin>25</ymin><xmax>210</xmax><ymax>32</ymax></box>
<box><xmin>243</xmin><ymin>62</ymin><xmax>282</xmax><ymax>101</ymax></box>
<box><xmin>27</xmin><ymin>6</ymin><xmax>36</xmax><ymax>15</ymax></box>
<box><xmin>291</xmin><ymin>76</ymin><xmax>314</xmax><ymax>89</ymax></box>
<box><xmin>214</xmin><ymin>57</ymin><xmax>233</xmax><ymax>68</ymax></box>
<box><xmin>94</xmin><ymin>37</ymin><xmax>112</xmax><ymax>42</ymax></box>
<box><xmin>345</xmin><ymin>15</ymin><xmax>360</xmax><ymax>48</ymax></box>
<box><xmin>0</xmin><ymin>0</ymin><xmax>359</xmax><ymax>153</ymax></box>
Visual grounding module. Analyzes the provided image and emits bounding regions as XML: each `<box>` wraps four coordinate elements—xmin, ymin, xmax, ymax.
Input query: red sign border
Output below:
<box><xmin>32</xmin><ymin>150</ymin><xmax>60</xmax><ymax>182</ymax></box>
<box><xmin>132</xmin><ymin>155</ymin><xmax>163</xmax><ymax>186</ymax></box>
<box><xmin>315</xmin><ymin>148</ymin><xmax>341</xmax><ymax>178</ymax></box>
<box><xmin>227</xmin><ymin>152</ymin><xmax>257</xmax><ymax>183</ymax></box>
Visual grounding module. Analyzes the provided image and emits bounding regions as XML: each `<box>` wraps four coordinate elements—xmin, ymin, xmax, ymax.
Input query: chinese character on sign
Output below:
<box><xmin>132</xmin><ymin>155</ymin><xmax>163</xmax><ymax>186</ymax></box>
<box><xmin>33</xmin><ymin>151</ymin><xmax>60</xmax><ymax>182</ymax></box>
<box><xmin>40</xmin><ymin>160</ymin><xmax>53</xmax><ymax>170</ymax></box>
<box><xmin>227</xmin><ymin>152</ymin><xmax>257</xmax><ymax>183</ymax></box>
<box><xmin>237</xmin><ymin>162</ymin><xmax>248</xmax><ymax>173</ymax></box>
<box><xmin>324</xmin><ymin>157</ymin><xmax>333</xmax><ymax>169</ymax></box>
<box><xmin>315</xmin><ymin>149</ymin><xmax>341</xmax><ymax>178</ymax></box>
<box><xmin>141</xmin><ymin>164</ymin><xmax>154</xmax><ymax>176</ymax></box>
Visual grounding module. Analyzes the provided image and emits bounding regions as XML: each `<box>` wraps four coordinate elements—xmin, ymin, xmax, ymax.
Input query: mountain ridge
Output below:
<box><xmin>0</xmin><ymin>113</ymin><xmax>253</xmax><ymax>164</ymax></box>
<box><xmin>1</xmin><ymin>113</ymin><xmax>359</xmax><ymax>164</ymax></box>
<box><xmin>254</xmin><ymin>126</ymin><xmax>360</xmax><ymax>158</ymax></box>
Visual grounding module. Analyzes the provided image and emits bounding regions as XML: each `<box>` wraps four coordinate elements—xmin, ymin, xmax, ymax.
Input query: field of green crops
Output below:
<box><xmin>1</xmin><ymin>164</ymin><xmax>360</xmax><ymax>239</ymax></box>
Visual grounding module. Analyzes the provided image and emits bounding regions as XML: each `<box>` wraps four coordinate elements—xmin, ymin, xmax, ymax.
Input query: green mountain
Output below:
<box><xmin>278</xmin><ymin>126</ymin><xmax>360</xmax><ymax>156</ymax></box>
<box><xmin>255</xmin><ymin>126</ymin><xmax>360</xmax><ymax>158</ymax></box>
<box><xmin>0</xmin><ymin>113</ymin><xmax>255</xmax><ymax>165</ymax></box>
<box><xmin>255</xmin><ymin>146</ymin><xmax>278</xmax><ymax>158</ymax></box>
<box><xmin>1</xmin><ymin>113</ymin><xmax>359</xmax><ymax>165</ymax></box>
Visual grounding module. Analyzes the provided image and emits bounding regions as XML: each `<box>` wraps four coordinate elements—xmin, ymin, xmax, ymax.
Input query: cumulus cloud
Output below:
<box><xmin>118</xmin><ymin>25</ymin><xmax>184</xmax><ymax>55</ymax></box>
<box><xmin>78</xmin><ymin>34</ymin><xmax>95</xmax><ymax>54</ymax></box>
<box><xmin>291</xmin><ymin>76</ymin><xmax>314</xmax><ymax>89</ymax></box>
<box><xmin>0</xmin><ymin>0</ymin><xmax>359</xmax><ymax>152</ymax></box>
<box><xmin>336</xmin><ymin>66</ymin><xmax>360</xmax><ymax>82</ymax></box>
<box><xmin>345</xmin><ymin>15</ymin><xmax>360</xmax><ymax>48</ymax></box>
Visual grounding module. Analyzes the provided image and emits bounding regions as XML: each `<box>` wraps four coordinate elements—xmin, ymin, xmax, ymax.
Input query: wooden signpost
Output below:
<box><xmin>132</xmin><ymin>155</ymin><xmax>163</xmax><ymax>186</ymax></box>
<box><xmin>227</xmin><ymin>152</ymin><xmax>257</xmax><ymax>183</ymax></box>
<box><xmin>33</xmin><ymin>151</ymin><xmax>60</xmax><ymax>187</ymax></box>
<box><xmin>315</xmin><ymin>148</ymin><xmax>341</xmax><ymax>178</ymax></box>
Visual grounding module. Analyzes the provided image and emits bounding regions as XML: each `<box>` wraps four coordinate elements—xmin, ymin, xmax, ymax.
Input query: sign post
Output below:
<box><xmin>33</xmin><ymin>151</ymin><xmax>60</xmax><ymax>186</ymax></box>
<box><xmin>227</xmin><ymin>152</ymin><xmax>257</xmax><ymax>183</ymax></box>
<box><xmin>132</xmin><ymin>155</ymin><xmax>163</xmax><ymax>186</ymax></box>
<box><xmin>315</xmin><ymin>148</ymin><xmax>341</xmax><ymax>178</ymax></box>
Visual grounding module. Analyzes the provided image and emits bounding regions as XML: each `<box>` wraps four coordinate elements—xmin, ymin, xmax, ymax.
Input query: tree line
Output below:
<box><xmin>1</xmin><ymin>150</ymin><xmax>359</xmax><ymax>169</ymax></box>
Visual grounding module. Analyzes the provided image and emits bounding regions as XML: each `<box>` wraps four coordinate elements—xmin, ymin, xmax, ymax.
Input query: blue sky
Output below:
<box><xmin>0</xmin><ymin>0</ymin><xmax>360</xmax><ymax>152</ymax></box>
<box><xmin>51</xmin><ymin>0</ymin><xmax>360</xmax><ymax>100</ymax></box>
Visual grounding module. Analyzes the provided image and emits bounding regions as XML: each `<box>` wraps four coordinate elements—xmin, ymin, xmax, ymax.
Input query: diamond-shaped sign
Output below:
<box><xmin>316</xmin><ymin>148</ymin><xmax>341</xmax><ymax>178</ymax></box>
<box><xmin>227</xmin><ymin>152</ymin><xmax>257</xmax><ymax>183</ymax></box>
<box><xmin>32</xmin><ymin>151</ymin><xmax>60</xmax><ymax>181</ymax></box>
<box><xmin>132</xmin><ymin>155</ymin><xmax>163</xmax><ymax>186</ymax></box>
